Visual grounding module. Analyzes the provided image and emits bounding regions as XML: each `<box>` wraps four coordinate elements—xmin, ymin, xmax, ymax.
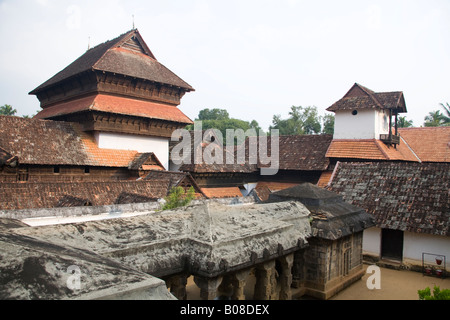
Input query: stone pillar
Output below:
<box><xmin>231</xmin><ymin>269</ymin><xmax>251</xmax><ymax>300</ymax></box>
<box><xmin>167</xmin><ymin>274</ymin><xmax>188</xmax><ymax>300</ymax></box>
<box><xmin>194</xmin><ymin>275</ymin><xmax>223</xmax><ymax>300</ymax></box>
<box><xmin>279</xmin><ymin>254</ymin><xmax>294</xmax><ymax>300</ymax></box>
<box><xmin>254</xmin><ymin>260</ymin><xmax>276</xmax><ymax>300</ymax></box>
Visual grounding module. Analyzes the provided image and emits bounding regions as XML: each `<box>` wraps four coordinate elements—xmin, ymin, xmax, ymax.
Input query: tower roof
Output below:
<box><xmin>30</xmin><ymin>29</ymin><xmax>194</xmax><ymax>95</ymax></box>
<box><xmin>327</xmin><ymin>83</ymin><xmax>406</xmax><ymax>113</ymax></box>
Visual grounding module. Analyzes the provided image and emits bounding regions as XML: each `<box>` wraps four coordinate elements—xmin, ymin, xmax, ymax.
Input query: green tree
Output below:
<box><xmin>0</xmin><ymin>104</ymin><xmax>17</xmax><ymax>116</ymax></box>
<box><xmin>322</xmin><ymin>114</ymin><xmax>335</xmax><ymax>134</ymax></box>
<box><xmin>439</xmin><ymin>102</ymin><xmax>450</xmax><ymax>125</ymax></box>
<box><xmin>418</xmin><ymin>286</ymin><xmax>450</xmax><ymax>300</ymax></box>
<box><xmin>162</xmin><ymin>186</ymin><xmax>195</xmax><ymax>210</ymax></box>
<box><xmin>270</xmin><ymin>106</ymin><xmax>322</xmax><ymax>135</ymax></box>
<box><xmin>424</xmin><ymin>110</ymin><xmax>446</xmax><ymax>127</ymax></box>
<box><xmin>187</xmin><ymin>108</ymin><xmax>262</xmax><ymax>145</ymax></box>
<box><xmin>398</xmin><ymin>116</ymin><xmax>414</xmax><ymax>128</ymax></box>
<box><xmin>198</xmin><ymin>108</ymin><xmax>230</xmax><ymax>121</ymax></box>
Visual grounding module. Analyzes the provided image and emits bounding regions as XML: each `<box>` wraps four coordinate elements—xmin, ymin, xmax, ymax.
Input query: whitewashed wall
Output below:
<box><xmin>333</xmin><ymin>109</ymin><xmax>390</xmax><ymax>140</ymax></box>
<box><xmin>95</xmin><ymin>132</ymin><xmax>169</xmax><ymax>170</ymax></box>
<box><xmin>403</xmin><ymin>232</ymin><xmax>450</xmax><ymax>264</ymax></box>
<box><xmin>363</xmin><ymin>227</ymin><xmax>381</xmax><ymax>256</ymax></box>
<box><xmin>363</xmin><ymin>227</ymin><xmax>450</xmax><ymax>266</ymax></box>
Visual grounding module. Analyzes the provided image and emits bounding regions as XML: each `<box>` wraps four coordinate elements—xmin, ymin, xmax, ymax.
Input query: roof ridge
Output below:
<box><xmin>356</xmin><ymin>84</ymin><xmax>384</xmax><ymax>109</ymax></box>
<box><xmin>92</xmin><ymin>29</ymin><xmax>140</xmax><ymax>70</ymax></box>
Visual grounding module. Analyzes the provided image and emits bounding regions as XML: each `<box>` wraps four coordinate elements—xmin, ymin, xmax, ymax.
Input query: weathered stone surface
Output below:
<box><xmin>0</xmin><ymin>228</ymin><xmax>175</xmax><ymax>300</ymax></box>
<box><xmin>14</xmin><ymin>201</ymin><xmax>310</xmax><ymax>277</ymax></box>
<box><xmin>1</xmin><ymin>201</ymin><xmax>311</xmax><ymax>299</ymax></box>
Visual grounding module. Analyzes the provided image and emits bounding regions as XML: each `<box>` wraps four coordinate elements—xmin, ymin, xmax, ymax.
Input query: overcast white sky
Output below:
<box><xmin>0</xmin><ymin>0</ymin><xmax>449</xmax><ymax>131</ymax></box>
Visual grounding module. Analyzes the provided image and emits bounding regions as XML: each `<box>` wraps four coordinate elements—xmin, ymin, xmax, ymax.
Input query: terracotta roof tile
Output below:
<box><xmin>399</xmin><ymin>127</ymin><xmax>450</xmax><ymax>162</ymax></box>
<box><xmin>326</xmin><ymin>139</ymin><xmax>419</xmax><ymax>162</ymax></box>
<box><xmin>0</xmin><ymin>116</ymin><xmax>138</xmax><ymax>167</ymax></box>
<box><xmin>252</xmin><ymin>181</ymin><xmax>300</xmax><ymax>202</ymax></box>
<box><xmin>0</xmin><ymin>181</ymin><xmax>169</xmax><ymax>210</ymax></box>
<box><xmin>34</xmin><ymin>94</ymin><xmax>193</xmax><ymax>124</ymax></box>
<box><xmin>201</xmin><ymin>187</ymin><xmax>243</xmax><ymax>199</ymax></box>
<box><xmin>317</xmin><ymin>171</ymin><xmax>333</xmax><ymax>188</ymax></box>
<box><xmin>30</xmin><ymin>29</ymin><xmax>193</xmax><ymax>94</ymax></box>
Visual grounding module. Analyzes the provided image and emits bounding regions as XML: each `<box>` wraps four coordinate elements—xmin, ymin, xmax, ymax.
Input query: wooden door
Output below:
<box><xmin>381</xmin><ymin>229</ymin><xmax>403</xmax><ymax>261</ymax></box>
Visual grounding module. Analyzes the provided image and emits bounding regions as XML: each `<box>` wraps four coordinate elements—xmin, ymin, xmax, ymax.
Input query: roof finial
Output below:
<box><xmin>132</xmin><ymin>14</ymin><xmax>135</xmax><ymax>30</ymax></box>
<box><xmin>87</xmin><ymin>36</ymin><xmax>91</xmax><ymax>51</ymax></box>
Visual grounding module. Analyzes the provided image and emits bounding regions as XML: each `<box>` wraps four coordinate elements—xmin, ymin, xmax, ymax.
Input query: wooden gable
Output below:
<box><xmin>119</xmin><ymin>33</ymin><xmax>156</xmax><ymax>59</ymax></box>
<box><xmin>129</xmin><ymin>152</ymin><xmax>165</xmax><ymax>171</ymax></box>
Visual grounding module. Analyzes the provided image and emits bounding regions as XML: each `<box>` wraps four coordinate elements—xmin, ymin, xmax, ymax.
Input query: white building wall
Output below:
<box><xmin>363</xmin><ymin>227</ymin><xmax>450</xmax><ymax>266</ymax></box>
<box><xmin>403</xmin><ymin>232</ymin><xmax>450</xmax><ymax>264</ymax></box>
<box><xmin>334</xmin><ymin>109</ymin><xmax>377</xmax><ymax>139</ymax></box>
<box><xmin>95</xmin><ymin>132</ymin><xmax>169</xmax><ymax>170</ymax></box>
<box><xmin>363</xmin><ymin>227</ymin><xmax>381</xmax><ymax>256</ymax></box>
<box><xmin>375</xmin><ymin>109</ymin><xmax>390</xmax><ymax>138</ymax></box>
<box><xmin>333</xmin><ymin>109</ymin><xmax>390</xmax><ymax>140</ymax></box>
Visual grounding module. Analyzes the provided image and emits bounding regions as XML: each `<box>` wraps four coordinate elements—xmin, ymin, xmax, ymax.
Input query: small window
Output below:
<box><xmin>84</xmin><ymin>166</ymin><xmax>90</xmax><ymax>174</ymax></box>
<box><xmin>53</xmin><ymin>166</ymin><xmax>60</xmax><ymax>174</ymax></box>
<box><xmin>352</xmin><ymin>110</ymin><xmax>358</xmax><ymax>116</ymax></box>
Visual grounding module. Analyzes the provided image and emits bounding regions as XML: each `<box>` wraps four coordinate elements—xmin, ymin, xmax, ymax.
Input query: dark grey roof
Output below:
<box><xmin>327</xmin><ymin>83</ymin><xmax>406</xmax><ymax>113</ymax></box>
<box><xmin>327</xmin><ymin>162</ymin><xmax>450</xmax><ymax>236</ymax></box>
<box><xmin>268</xmin><ymin>183</ymin><xmax>375</xmax><ymax>240</ymax></box>
<box><xmin>30</xmin><ymin>29</ymin><xmax>194</xmax><ymax>94</ymax></box>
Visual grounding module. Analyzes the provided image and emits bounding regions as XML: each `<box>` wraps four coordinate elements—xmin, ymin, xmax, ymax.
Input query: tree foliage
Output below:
<box><xmin>424</xmin><ymin>103</ymin><xmax>450</xmax><ymax>127</ymax></box>
<box><xmin>270</xmin><ymin>106</ymin><xmax>333</xmax><ymax>135</ymax></box>
<box><xmin>162</xmin><ymin>186</ymin><xmax>195</xmax><ymax>211</ymax></box>
<box><xmin>0</xmin><ymin>104</ymin><xmax>17</xmax><ymax>116</ymax></box>
<box><xmin>418</xmin><ymin>286</ymin><xmax>450</xmax><ymax>300</ymax></box>
<box><xmin>398</xmin><ymin>116</ymin><xmax>414</xmax><ymax>128</ymax></box>
<box><xmin>198</xmin><ymin>108</ymin><xmax>230</xmax><ymax>121</ymax></box>
<box><xmin>187</xmin><ymin>108</ymin><xmax>262</xmax><ymax>144</ymax></box>
<box><xmin>424</xmin><ymin>110</ymin><xmax>447</xmax><ymax>127</ymax></box>
<box><xmin>322</xmin><ymin>113</ymin><xmax>335</xmax><ymax>135</ymax></box>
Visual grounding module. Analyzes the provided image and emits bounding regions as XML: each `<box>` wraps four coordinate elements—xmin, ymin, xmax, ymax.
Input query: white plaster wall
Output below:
<box><xmin>375</xmin><ymin>109</ymin><xmax>390</xmax><ymax>138</ymax></box>
<box><xmin>334</xmin><ymin>109</ymin><xmax>378</xmax><ymax>139</ymax></box>
<box><xmin>95</xmin><ymin>132</ymin><xmax>169</xmax><ymax>169</ymax></box>
<box><xmin>363</xmin><ymin>227</ymin><xmax>450</xmax><ymax>266</ymax></box>
<box><xmin>403</xmin><ymin>232</ymin><xmax>450</xmax><ymax>264</ymax></box>
<box><xmin>363</xmin><ymin>227</ymin><xmax>381</xmax><ymax>256</ymax></box>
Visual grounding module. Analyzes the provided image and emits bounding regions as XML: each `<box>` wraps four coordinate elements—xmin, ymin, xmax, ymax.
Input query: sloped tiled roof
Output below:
<box><xmin>327</xmin><ymin>161</ymin><xmax>450</xmax><ymax>236</ymax></box>
<box><xmin>34</xmin><ymin>94</ymin><xmax>193</xmax><ymax>125</ymax></box>
<box><xmin>30</xmin><ymin>29</ymin><xmax>194</xmax><ymax>94</ymax></box>
<box><xmin>0</xmin><ymin>147</ymin><xmax>17</xmax><ymax>167</ymax></box>
<box><xmin>258</xmin><ymin>135</ymin><xmax>333</xmax><ymax>171</ymax></box>
<box><xmin>177</xmin><ymin>134</ymin><xmax>332</xmax><ymax>173</ymax></box>
<box><xmin>0</xmin><ymin>116</ymin><xmax>138</xmax><ymax>167</ymax></box>
<box><xmin>143</xmin><ymin>170</ymin><xmax>204</xmax><ymax>197</ymax></box>
<box><xmin>399</xmin><ymin>127</ymin><xmax>450</xmax><ymax>162</ymax></box>
<box><xmin>201</xmin><ymin>187</ymin><xmax>243</xmax><ymax>199</ymax></box>
<box><xmin>317</xmin><ymin>171</ymin><xmax>333</xmax><ymax>188</ymax></box>
<box><xmin>176</xmin><ymin>131</ymin><xmax>258</xmax><ymax>173</ymax></box>
<box><xmin>327</xmin><ymin>83</ymin><xmax>406</xmax><ymax>113</ymax></box>
<box><xmin>0</xmin><ymin>181</ymin><xmax>170</xmax><ymax>210</ymax></box>
<box><xmin>326</xmin><ymin>139</ymin><xmax>420</xmax><ymax>162</ymax></box>
<box><xmin>128</xmin><ymin>153</ymin><xmax>165</xmax><ymax>171</ymax></box>
<box><xmin>252</xmin><ymin>181</ymin><xmax>300</xmax><ymax>202</ymax></box>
